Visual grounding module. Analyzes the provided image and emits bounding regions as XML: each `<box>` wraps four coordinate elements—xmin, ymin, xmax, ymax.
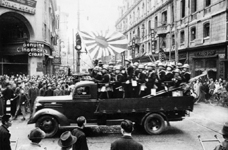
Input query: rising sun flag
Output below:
<box><xmin>79</xmin><ymin>30</ymin><xmax>128</xmax><ymax>59</ymax></box>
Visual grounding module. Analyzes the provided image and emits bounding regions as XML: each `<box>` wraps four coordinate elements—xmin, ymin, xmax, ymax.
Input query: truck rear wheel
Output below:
<box><xmin>143</xmin><ymin>113</ymin><xmax>165</xmax><ymax>135</ymax></box>
<box><xmin>36</xmin><ymin>115</ymin><xmax>59</xmax><ymax>138</ymax></box>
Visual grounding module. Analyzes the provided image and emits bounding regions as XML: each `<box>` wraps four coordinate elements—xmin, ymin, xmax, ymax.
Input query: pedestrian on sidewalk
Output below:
<box><xmin>214</xmin><ymin>122</ymin><xmax>228</xmax><ymax>150</ymax></box>
<box><xmin>111</xmin><ymin>120</ymin><xmax>143</xmax><ymax>150</ymax></box>
<box><xmin>71</xmin><ymin>116</ymin><xmax>89</xmax><ymax>150</ymax></box>
<box><xmin>58</xmin><ymin>131</ymin><xmax>77</xmax><ymax>150</ymax></box>
<box><xmin>0</xmin><ymin>115</ymin><xmax>12</xmax><ymax>150</ymax></box>
<box><xmin>18</xmin><ymin>127</ymin><xmax>46</xmax><ymax>150</ymax></box>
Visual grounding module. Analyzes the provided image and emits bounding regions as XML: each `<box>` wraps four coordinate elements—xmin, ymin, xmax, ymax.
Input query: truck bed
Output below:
<box><xmin>96</xmin><ymin>96</ymin><xmax>194</xmax><ymax>114</ymax></box>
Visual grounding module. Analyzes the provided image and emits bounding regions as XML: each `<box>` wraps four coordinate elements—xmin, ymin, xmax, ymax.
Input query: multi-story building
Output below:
<box><xmin>0</xmin><ymin>0</ymin><xmax>59</xmax><ymax>76</ymax></box>
<box><xmin>116</xmin><ymin>0</ymin><xmax>228</xmax><ymax>79</ymax></box>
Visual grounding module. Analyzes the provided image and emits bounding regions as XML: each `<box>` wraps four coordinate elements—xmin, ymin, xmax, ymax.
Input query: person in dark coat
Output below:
<box><xmin>45</xmin><ymin>84</ymin><xmax>54</xmax><ymax>96</ymax></box>
<box><xmin>71</xmin><ymin>116</ymin><xmax>89</xmax><ymax>150</ymax></box>
<box><xmin>214</xmin><ymin>122</ymin><xmax>228</xmax><ymax>150</ymax></box>
<box><xmin>125</xmin><ymin>60</ymin><xmax>134</xmax><ymax>98</ymax></box>
<box><xmin>2</xmin><ymin>83</ymin><xmax>14</xmax><ymax>115</ymax></box>
<box><xmin>0</xmin><ymin>115</ymin><xmax>12</xmax><ymax>150</ymax></box>
<box><xmin>28</xmin><ymin>82</ymin><xmax>39</xmax><ymax>113</ymax></box>
<box><xmin>111</xmin><ymin>119</ymin><xmax>143</xmax><ymax>150</ymax></box>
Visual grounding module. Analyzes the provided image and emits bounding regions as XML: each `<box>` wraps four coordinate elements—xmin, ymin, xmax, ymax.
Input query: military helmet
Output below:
<box><xmin>115</xmin><ymin>65</ymin><xmax>122</xmax><ymax>70</ymax></box>
<box><xmin>138</xmin><ymin>64</ymin><xmax>144</xmax><ymax>69</ymax></box>
<box><xmin>102</xmin><ymin>64</ymin><xmax>109</xmax><ymax>70</ymax></box>
<box><xmin>158</xmin><ymin>62</ymin><xmax>165</xmax><ymax>67</ymax></box>
<box><xmin>173</xmin><ymin>68</ymin><xmax>180</xmax><ymax>73</ymax></box>
<box><xmin>147</xmin><ymin>62</ymin><xmax>155</xmax><ymax>67</ymax></box>
<box><xmin>109</xmin><ymin>62</ymin><xmax>115</xmax><ymax>66</ymax></box>
<box><xmin>133</xmin><ymin>62</ymin><xmax>139</xmax><ymax>67</ymax></box>
<box><xmin>177</xmin><ymin>62</ymin><xmax>183</xmax><ymax>67</ymax></box>
<box><xmin>182</xmin><ymin>64</ymin><xmax>190</xmax><ymax>69</ymax></box>
<box><xmin>94</xmin><ymin>66</ymin><xmax>100</xmax><ymax>71</ymax></box>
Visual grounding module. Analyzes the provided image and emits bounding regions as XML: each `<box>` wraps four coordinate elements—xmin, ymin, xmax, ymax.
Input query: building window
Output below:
<box><xmin>191</xmin><ymin>0</ymin><xmax>197</xmax><ymax>13</ymax></box>
<box><xmin>142</xmin><ymin>44</ymin><xmax>145</xmax><ymax>53</ymax></box>
<box><xmin>142</xmin><ymin>24</ymin><xmax>145</xmax><ymax>38</ymax></box>
<box><xmin>180</xmin><ymin>30</ymin><xmax>185</xmax><ymax>44</ymax></box>
<box><xmin>161</xmin><ymin>11</ymin><xmax>167</xmax><ymax>25</ymax></box>
<box><xmin>142</xmin><ymin>3</ymin><xmax>144</xmax><ymax>17</ymax></box>
<box><xmin>203</xmin><ymin>22</ymin><xmax>210</xmax><ymax>38</ymax></box>
<box><xmin>148</xmin><ymin>42</ymin><xmax>151</xmax><ymax>53</ymax></box>
<box><xmin>138</xmin><ymin>7</ymin><xmax>140</xmax><ymax>20</ymax></box>
<box><xmin>44</xmin><ymin>23</ymin><xmax>47</xmax><ymax>40</ymax></box>
<box><xmin>205</xmin><ymin>0</ymin><xmax>211</xmax><ymax>7</ymax></box>
<box><xmin>137</xmin><ymin>26</ymin><xmax>140</xmax><ymax>39</ymax></box>
<box><xmin>133</xmin><ymin>11</ymin><xmax>135</xmax><ymax>23</ymax></box>
<box><xmin>155</xmin><ymin>16</ymin><xmax>158</xmax><ymax>29</ymax></box>
<box><xmin>148</xmin><ymin>20</ymin><xmax>151</xmax><ymax>34</ymax></box>
<box><xmin>181</xmin><ymin>0</ymin><xmax>185</xmax><ymax>18</ymax></box>
<box><xmin>190</xmin><ymin>27</ymin><xmax>196</xmax><ymax>41</ymax></box>
<box><xmin>172</xmin><ymin>34</ymin><xmax>175</xmax><ymax>46</ymax></box>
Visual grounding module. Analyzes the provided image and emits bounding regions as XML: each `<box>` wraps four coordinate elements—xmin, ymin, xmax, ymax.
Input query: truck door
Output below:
<box><xmin>65</xmin><ymin>85</ymin><xmax>98</xmax><ymax>123</ymax></box>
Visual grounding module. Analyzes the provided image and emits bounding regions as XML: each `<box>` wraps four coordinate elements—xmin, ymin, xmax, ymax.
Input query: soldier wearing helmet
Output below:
<box><xmin>146</xmin><ymin>62</ymin><xmax>157</xmax><ymax>95</ymax></box>
<box><xmin>137</xmin><ymin>64</ymin><xmax>147</xmax><ymax>97</ymax></box>
<box><xmin>124</xmin><ymin>59</ymin><xmax>134</xmax><ymax>98</ymax></box>
<box><xmin>99</xmin><ymin>65</ymin><xmax>112</xmax><ymax>99</ymax></box>
<box><xmin>113</xmin><ymin>65</ymin><xmax>125</xmax><ymax>98</ymax></box>
<box><xmin>181</xmin><ymin>64</ymin><xmax>191</xmax><ymax>83</ymax></box>
<box><xmin>172</xmin><ymin>68</ymin><xmax>182</xmax><ymax>87</ymax></box>
<box><xmin>156</xmin><ymin>62</ymin><xmax>166</xmax><ymax>91</ymax></box>
<box><xmin>133</xmin><ymin>62</ymin><xmax>140</xmax><ymax>77</ymax></box>
<box><xmin>165</xmin><ymin>64</ymin><xmax>174</xmax><ymax>82</ymax></box>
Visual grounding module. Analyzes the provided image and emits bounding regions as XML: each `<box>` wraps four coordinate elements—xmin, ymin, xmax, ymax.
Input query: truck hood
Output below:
<box><xmin>36</xmin><ymin>95</ymin><xmax>72</xmax><ymax>102</ymax></box>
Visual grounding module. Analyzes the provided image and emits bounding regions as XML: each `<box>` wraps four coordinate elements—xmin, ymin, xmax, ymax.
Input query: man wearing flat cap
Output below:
<box><xmin>58</xmin><ymin>131</ymin><xmax>77</xmax><ymax>150</ymax></box>
<box><xmin>214</xmin><ymin>122</ymin><xmax>228</xmax><ymax>150</ymax></box>
<box><xmin>111</xmin><ymin>119</ymin><xmax>143</xmax><ymax>150</ymax></box>
<box><xmin>18</xmin><ymin>128</ymin><xmax>46</xmax><ymax>150</ymax></box>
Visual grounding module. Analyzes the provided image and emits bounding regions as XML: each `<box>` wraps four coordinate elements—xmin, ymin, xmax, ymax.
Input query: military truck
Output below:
<box><xmin>28</xmin><ymin>81</ymin><xmax>194</xmax><ymax>137</ymax></box>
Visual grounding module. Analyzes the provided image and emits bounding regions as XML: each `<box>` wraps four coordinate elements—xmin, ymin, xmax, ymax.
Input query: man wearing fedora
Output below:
<box><xmin>58</xmin><ymin>131</ymin><xmax>77</xmax><ymax>150</ymax></box>
<box><xmin>72</xmin><ymin>116</ymin><xmax>89</xmax><ymax>150</ymax></box>
<box><xmin>111</xmin><ymin>119</ymin><xmax>143</xmax><ymax>150</ymax></box>
<box><xmin>18</xmin><ymin>128</ymin><xmax>46</xmax><ymax>150</ymax></box>
<box><xmin>214</xmin><ymin>122</ymin><xmax>228</xmax><ymax>150</ymax></box>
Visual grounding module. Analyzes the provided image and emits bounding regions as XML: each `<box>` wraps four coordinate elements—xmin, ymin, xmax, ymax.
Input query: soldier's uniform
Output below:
<box><xmin>181</xmin><ymin>64</ymin><xmax>191</xmax><ymax>83</ymax></box>
<box><xmin>156</xmin><ymin>63</ymin><xmax>166</xmax><ymax>91</ymax></box>
<box><xmin>125</xmin><ymin>60</ymin><xmax>134</xmax><ymax>98</ymax></box>
<box><xmin>172</xmin><ymin>69</ymin><xmax>182</xmax><ymax>87</ymax></box>
<box><xmin>146</xmin><ymin>63</ymin><xmax>157</xmax><ymax>95</ymax></box>
<box><xmin>113</xmin><ymin>66</ymin><xmax>125</xmax><ymax>98</ymax></box>
<box><xmin>137</xmin><ymin>64</ymin><xmax>147</xmax><ymax>97</ymax></box>
<box><xmin>99</xmin><ymin>65</ymin><xmax>111</xmax><ymax>99</ymax></box>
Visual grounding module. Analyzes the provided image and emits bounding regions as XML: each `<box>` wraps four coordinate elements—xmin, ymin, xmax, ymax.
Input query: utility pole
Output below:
<box><xmin>174</xmin><ymin>0</ymin><xmax>179</xmax><ymax>64</ymax></box>
<box><xmin>76</xmin><ymin>0</ymin><xmax>80</xmax><ymax>73</ymax></box>
<box><xmin>72</xmin><ymin>29</ymin><xmax>75</xmax><ymax>73</ymax></box>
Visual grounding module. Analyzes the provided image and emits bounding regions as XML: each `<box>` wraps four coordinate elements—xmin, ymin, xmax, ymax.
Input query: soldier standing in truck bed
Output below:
<box><xmin>125</xmin><ymin>60</ymin><xmax>134</xmax><ymax>98</ymax></box>
<box><xmin>156</xmin><ymin>62</ymin><xmax>166</xmax><ymax>91</ymax></box>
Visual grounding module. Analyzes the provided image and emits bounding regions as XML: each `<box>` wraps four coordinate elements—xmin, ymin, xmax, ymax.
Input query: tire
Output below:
<box><xmin>143</xmin><ymin>113</ymin><xmax>165</xmax><ymax>135</ymax></box>
<box><xmin>36</xmin><ymin>115</ymin><xmax>59</xmax><ymax>138</ymax></box>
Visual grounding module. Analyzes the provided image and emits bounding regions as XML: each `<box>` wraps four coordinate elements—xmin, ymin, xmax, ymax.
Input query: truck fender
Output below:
<box><xmin>140</xmin><ymin>112</ymin><xmax>169</xmax><ymax>126</ymax></box>
<box><xmin>28</xmin><ymin>108</ymin><xmax>70</xmax><ymax>126</ymax></box>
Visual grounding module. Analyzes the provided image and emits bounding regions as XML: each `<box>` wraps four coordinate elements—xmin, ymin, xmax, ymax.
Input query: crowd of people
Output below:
<box><xmin>90</xmin><ymin>60</ymin><xmax>191</xmax><ymax>99</ymax></box>
<box><xmin>191</xmin><ymin>77</ymin><xmax>228</xmax><ymax>106</ymax></box>
<box><xmin>0</xmin><ymin>74</ymin><xmax>75</xmax><ymax>120</ymax></box>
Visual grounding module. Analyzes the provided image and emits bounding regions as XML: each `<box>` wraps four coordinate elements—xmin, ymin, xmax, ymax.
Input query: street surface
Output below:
<box><xmin>9</xmin><ymin>103</ymin><xmax>228</xmax><ymax>150</ymax></box>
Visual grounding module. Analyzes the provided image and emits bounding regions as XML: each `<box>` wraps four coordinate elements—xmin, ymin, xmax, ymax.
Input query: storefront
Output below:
<box><xmin>188</xmin><ymin>46</ymin><xmax>226</xmax><ymax>80</ymax></box>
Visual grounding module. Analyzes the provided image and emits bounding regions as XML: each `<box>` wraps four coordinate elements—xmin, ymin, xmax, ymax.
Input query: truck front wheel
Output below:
<box><xmin>36</xmin><ymin>115</ymin><xmax>59</xmax><ymax>138</ymax></box>
<box><xmin>143</xmin><ymin>113</ymin><xmax>165</xmax><ymax>135</ymax></box>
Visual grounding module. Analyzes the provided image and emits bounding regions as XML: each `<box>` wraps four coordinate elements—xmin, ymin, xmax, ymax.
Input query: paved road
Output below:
<box><xmin>9</xmin><ymin>103</ymin><xmax>228</xmax><ymax>150</ymax></box>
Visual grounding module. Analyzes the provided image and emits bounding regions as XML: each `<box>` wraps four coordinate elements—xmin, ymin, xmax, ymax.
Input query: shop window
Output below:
<box><xmin>180</xmin><ymin>30</ymin><xmax>185</xmax><ymax>44</ymax></box>
<box><xmin>190</xmin><ymin>27</ymin><xmax>196</xmax><ymax>41</ymax></box>
<box><xmin>191</xmin><ymin>0</ymin><xmax>197</xmax><ymax>13</ymax></box>
<box><xmin>181</xmin><ymin>0</ymin><xmax>186</xmax><ymax>18</ymax></box>
<box><xmin>161</xmin><ymin>11</ymin><xmax>167</xmax><ymax>25</ymax></box>
<box><xmin>205</xmin><ymin>0</ymin><xmax>211</xmax><ymax>7</ymax></box>
<box><xmin>203</xmin><ymin>22</ymin><xmax>210</xmax><ymax>38</ymax></box>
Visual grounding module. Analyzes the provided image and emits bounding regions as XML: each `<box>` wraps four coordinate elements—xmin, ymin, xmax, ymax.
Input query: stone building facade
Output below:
<box><xmin>116</xmin><ymin>0</ymin><xmax>228</xmax><ymax>79</ymax></box>
<box><xmin>0</xmin><ymin>0</ymin><xmax>59</xmax><ymax>76</ymax></box>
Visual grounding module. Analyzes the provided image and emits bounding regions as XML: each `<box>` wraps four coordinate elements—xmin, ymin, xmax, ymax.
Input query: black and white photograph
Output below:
<box><xmin>0</xmin><ymin>0</ymin><xmax>228</xmax><ymax>150</ymax></box>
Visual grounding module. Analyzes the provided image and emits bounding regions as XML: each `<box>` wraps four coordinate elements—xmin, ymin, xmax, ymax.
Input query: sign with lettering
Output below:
<box><xmin>0</xmin><ymin>0</ymin><xmax>36</xmax><ymax>14</ymax></box>
<box><xmin>17</xmin><ymin>42</ymin><xmax>48</xmax><ymax>57</ymax></box>
<box><xmin>194</xmin><ymin>50</ymin><xmax>216</xmax><ymax>57</ymax></box>
<box><xmin>53</xmin><ymin>57</ymin><xmax>61</xmax><ymax>65</ymax></box>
